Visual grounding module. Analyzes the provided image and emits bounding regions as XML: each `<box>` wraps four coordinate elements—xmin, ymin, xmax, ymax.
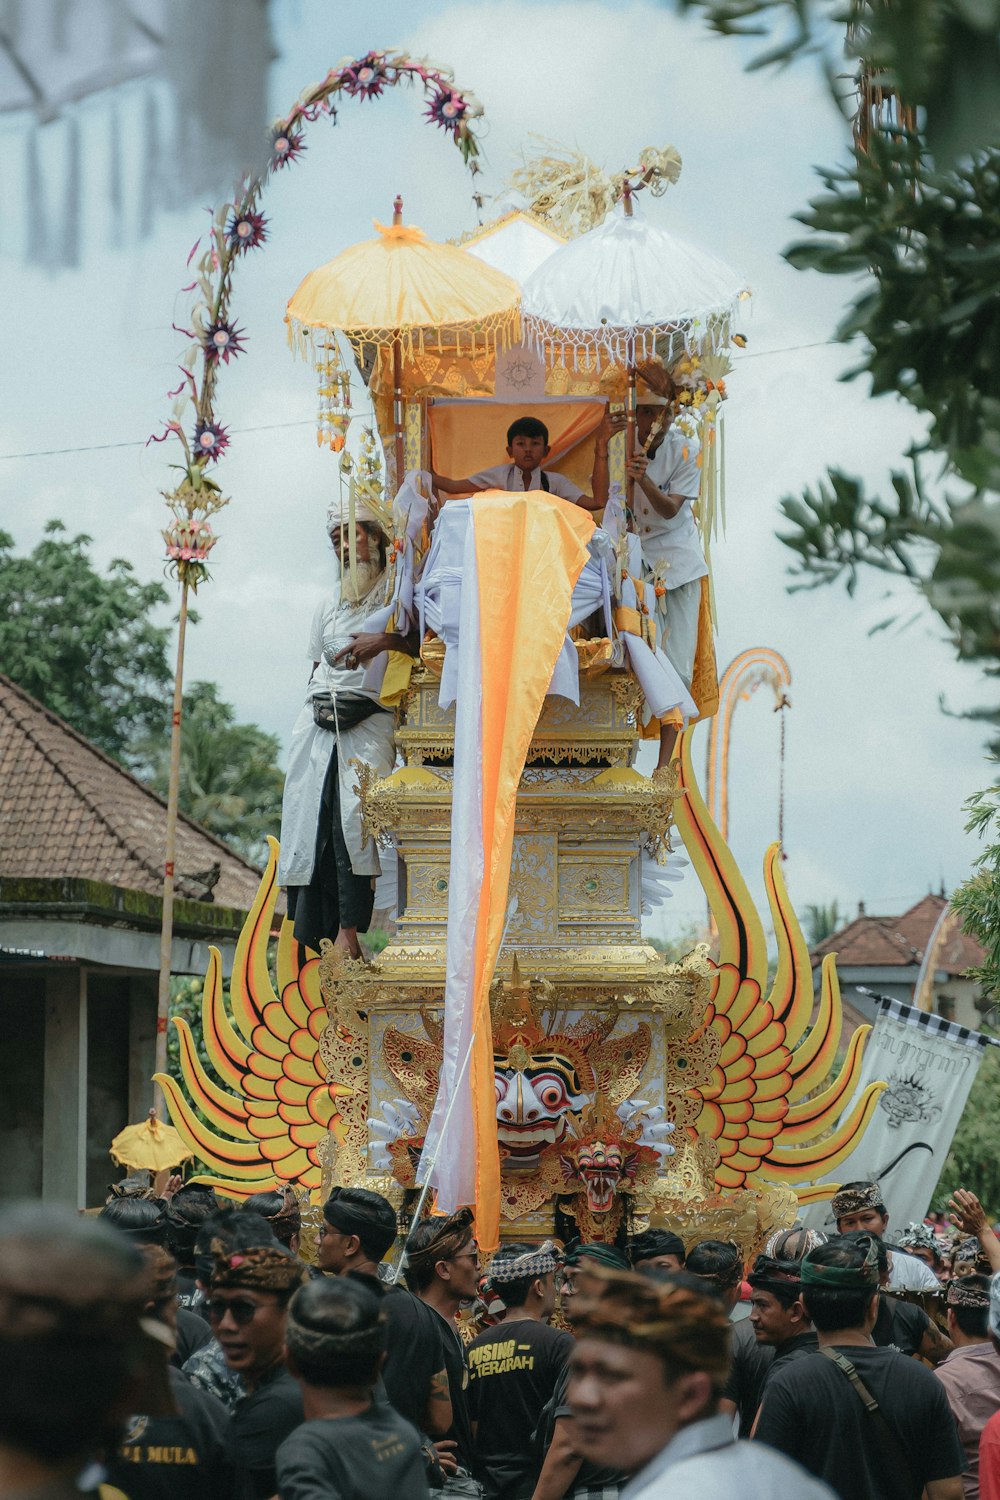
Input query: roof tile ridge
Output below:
<box><xmin>4</xmin><ymin>690</ymin><xmax>168</xmax><ymax>893</ymax></box>
<box><xmin>0</xmin><ymin>672</ymin><xmax>262</xmax><ymax>877</ymax></box>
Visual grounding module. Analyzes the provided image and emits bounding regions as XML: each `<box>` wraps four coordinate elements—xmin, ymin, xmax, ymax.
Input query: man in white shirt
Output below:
<box><xmin>626</xmin><ymin>396</ymin><xmax>714</xmax><ymax>768</ymax></box>
<box><xmin>832</xmin><ymin>1181</ymin><xmax>942</xmax><ymax>1291</ymax></box>
<box><xmin>431</xmin><ymin>412</ymin><xmax>614</xmax><ymax>512</ymax></box>
<box><xmin>566</xmin><ymin>1266</ymin><xmax>835</xmax><ymax>1500</ymax></box>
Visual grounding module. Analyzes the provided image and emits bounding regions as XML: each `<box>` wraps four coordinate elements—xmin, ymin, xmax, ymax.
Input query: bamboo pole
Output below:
<box><xmin>154</xmin><ymin>578</ymin><xmax>190</xmax><ymax>1114</ymax></box>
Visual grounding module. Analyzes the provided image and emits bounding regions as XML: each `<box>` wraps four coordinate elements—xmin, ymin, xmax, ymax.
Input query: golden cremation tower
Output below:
<box><xmin>159</xmin><ymin>652</ymin><xmax>885</xmax><ymax>1257</ymax></box>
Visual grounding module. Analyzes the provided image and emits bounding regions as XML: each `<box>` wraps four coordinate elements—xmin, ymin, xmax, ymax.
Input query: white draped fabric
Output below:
<box><xmin>417</xmin><ymin>524</ymin><xmax>485</xmax><ymax>1210</ymax></box>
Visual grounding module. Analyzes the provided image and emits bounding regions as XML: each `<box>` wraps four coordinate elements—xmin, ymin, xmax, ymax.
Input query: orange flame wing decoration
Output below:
<box><xmin>673</xmin><ymin>732</ymin><xmax>885</xmax><ymax>1196</ymax></box>
<box><xmin>154</xmin><ymin>837</ymin><xmax>345</xmax><ymax>1196</ymax></box>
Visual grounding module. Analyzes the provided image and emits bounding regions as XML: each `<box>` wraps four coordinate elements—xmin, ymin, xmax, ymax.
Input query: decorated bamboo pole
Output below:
<box><xmin>154</xmin><ymin>578</ymin><xmax>190</xmax><ymax>1114</ymax></box>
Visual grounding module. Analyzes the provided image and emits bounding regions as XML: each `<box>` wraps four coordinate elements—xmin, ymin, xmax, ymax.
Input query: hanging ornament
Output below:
<box><xmin>315</xmin><ymin>336</ymin><xmax>353</xmax><ymax>449</ymax></box>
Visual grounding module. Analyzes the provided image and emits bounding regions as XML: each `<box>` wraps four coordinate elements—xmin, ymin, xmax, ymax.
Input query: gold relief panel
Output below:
<box><xmin>505</xmin><ymin>835</ymin><xmax>558</xmax><ymax>943</ymax></box>
<box><xmin>558</xmin><ymin>854</ymin><xmax>633</xmax><ymax>921</ymax></box>
<box><xmin>401</xmin><ymin>858</ymin><xmax>452</xmax><ymax>917</ymax></box>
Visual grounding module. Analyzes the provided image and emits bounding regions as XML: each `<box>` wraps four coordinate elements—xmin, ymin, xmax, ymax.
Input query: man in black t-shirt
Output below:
<box><xmin>105</xmin><ymin>1242</ymin><xmax>233</xmax><ymax>1500</ymax></box>
<box><xmin>466</xmin><ymin>1241</ymin><xmax>572</xmax><ymax>1500</ymax></box>
<box><xmin>404</xmin><ymin>1208</ymin><xmax>481</xmax><ymax>1490</ymax></box>
<box><xmin>319</xmin><ymin>1186</ymin><xmax>452</xmax><ymax>1442</ymax></box>
<box><xmin>0</xmin><ymin>1205</ymin><xmax>171</xmax><ymax>1500</ymax></box>
<box><xmin>278</xmin><ymin>1275</ymin><xmax>428</xmax><ymax>1500</ymax></box>
<box><xmin>206</xmin><ymin>1213</ymin><xmax>307</xmax><ymax>1500</ymax></box>
<box><xmin>754</xmin><ymin>1232</ymin><xmax>963</xmax><ymax>1500</ymax></box>
<box><xmin>867</xmin><ymin>1233</ymin><xmax>952</xmax><ymax>1364</ymax></box>
<box><xmin>744</xmin><ymin>1228</ymin><xmax>822</xmax><ymax>1432</ymax></box>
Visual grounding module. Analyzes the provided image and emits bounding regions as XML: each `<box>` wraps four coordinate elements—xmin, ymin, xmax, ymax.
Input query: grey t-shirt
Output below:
<box><xmin>276</xmin><ymin>1404</ymin><xmax>429</xmax><ymax>1500</ymax></box>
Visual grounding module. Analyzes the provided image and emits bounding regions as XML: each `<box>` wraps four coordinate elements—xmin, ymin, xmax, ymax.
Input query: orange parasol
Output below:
<box><xmin>286</xmin><ymin>197</ymin><xmax>521</xmax><ymax>485</ymax></box>
<box><xmin>110</xmin><ymin>1109</ymin><xmax>193</xmax><ymax>1173</ymax></box>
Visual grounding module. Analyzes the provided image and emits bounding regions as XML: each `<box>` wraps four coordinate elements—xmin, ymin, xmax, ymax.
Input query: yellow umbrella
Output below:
<box><xmin>286</xmin><ymin>196</ymin><xmax>521</xmax><ymax>484</ymax></box>
<box><xmin>110</xmin><ymin>1109</ymin><xmax>193</xmax><ymax>1173</ymax></box>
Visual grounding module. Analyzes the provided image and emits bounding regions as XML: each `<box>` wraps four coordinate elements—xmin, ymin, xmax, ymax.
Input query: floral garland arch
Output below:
<box><xmin>150</xmin><ymin>49</ymin><xmax>485</xmax><ymax>582</ymax></box>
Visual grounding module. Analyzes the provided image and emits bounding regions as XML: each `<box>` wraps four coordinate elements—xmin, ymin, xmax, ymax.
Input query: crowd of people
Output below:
<box><xmin>5</xmin><ymin>1176</ymin><xmax>1000</xmax><ymax>1500</ymax></box>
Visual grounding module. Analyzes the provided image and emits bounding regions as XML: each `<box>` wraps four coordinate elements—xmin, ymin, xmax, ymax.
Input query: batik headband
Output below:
<box><xmin>800</xmin><ymin>1233</ymin><xmax>880</xmax><ymax>1289</ymax></box>
<box><xmin>831</xmin><ymin>1183</ymin><xmax>885</xmax><ymax>1219</ymax></box>
<box><xmin>954</xmin><ymin>1236</ymin><xmax>983</xmax><ymax>1265</ymax></box>
<box><xmin>562</xmin><ymin>1240</ymin><xmax>630</xmax><ymax>1271</ymax></box>
<box><xmin>489</xmin><ymin>1241</ymin><xmax>557</xmax><ymax>1284</ymax></box>
<box><xmin>948</xmin><ymin>1274</ymin><xmax>991</xmax><ymax>1309</ymax></box>
<box><xmin>210</xmin><ymin>1244</ymin><xmax>305</xmax><ymax>1294</ymax></box>
<box><xmin>747</xmin><ymin>1253</ymin><xmax>804</xmax><ymax>1292</ymax></box>
<box><xmin>896</xmin><ymin>1221</ymin><xmax>939</xmax><ymax>1252</ymax></box>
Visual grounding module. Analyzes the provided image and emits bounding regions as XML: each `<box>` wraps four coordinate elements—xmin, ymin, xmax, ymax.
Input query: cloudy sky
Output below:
<box><xmin>2</xmin><ymin>0</ymin><xmax>989</xmax><ymax>942</ymax></box>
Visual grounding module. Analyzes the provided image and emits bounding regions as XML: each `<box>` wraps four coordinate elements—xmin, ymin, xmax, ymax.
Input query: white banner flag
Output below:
<box><xmin>802</xmin><ymin>994</ymin><xmax>996</xmax><ymax>1232</ymax></box>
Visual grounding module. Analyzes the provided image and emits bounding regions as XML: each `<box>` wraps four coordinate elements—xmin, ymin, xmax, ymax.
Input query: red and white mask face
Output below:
<box><xmin>494</xmin><ymin>1064</ymin><xmax>589</xmax><ymax>1164</ymax></box>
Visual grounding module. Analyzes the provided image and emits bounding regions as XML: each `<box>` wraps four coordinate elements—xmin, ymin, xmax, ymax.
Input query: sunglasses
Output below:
<box><xmin>205</xmin><ymin>1296</ymin><xmax>262</xmax><ymax>1327</ymax></box>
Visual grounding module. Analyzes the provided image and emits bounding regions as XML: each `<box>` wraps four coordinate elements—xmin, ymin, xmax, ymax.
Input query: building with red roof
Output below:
<box><xmin>0</xmin><ymin>674</ymin><xmax>271</xmax><ymax>1208</ymax></box>
<box><xmin>811</xmin><ymin>892</ymin><xmax>988</xmax><ymax>1047</ymax></box>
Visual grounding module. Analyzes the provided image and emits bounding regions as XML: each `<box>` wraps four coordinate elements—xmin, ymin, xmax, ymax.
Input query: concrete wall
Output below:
<box><xmin>0</xmin><ymin>976</ymin><xmax>45</xmax><ymax>1197</ymax></box>
<box><xmin>0</xmin><ymin>964</ymin><xmax>163</xmax><ymax>1208</ymax></box>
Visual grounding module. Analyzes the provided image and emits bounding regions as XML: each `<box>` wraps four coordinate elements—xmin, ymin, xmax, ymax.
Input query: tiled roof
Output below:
<box><xmin>812</xmin><ymin>892</ymin><xmax>984</xmax><ymax>975</ymax></box>
<box><xmin>0</xmin><ymin>673</ymin><xmax>264</xmax><ymax>910</ymax></box>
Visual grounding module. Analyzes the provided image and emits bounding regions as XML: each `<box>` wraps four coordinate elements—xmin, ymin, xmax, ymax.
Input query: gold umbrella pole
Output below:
<box><xmin>154</xmin><ymin>578</ymin><xmax>190</xmax><ymax>1114</ymax></box>
<box><xmin>622</xmin><ymin>183</ymin><xmax>637</xmax><ymax>514</ymax></box>
<box><xmin>391</xmin><ymin>194</ymin><xmax>406</xmax><ymax>493</ymax></box>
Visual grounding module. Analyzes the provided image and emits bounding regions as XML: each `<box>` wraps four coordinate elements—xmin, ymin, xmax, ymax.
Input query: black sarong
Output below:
<box><xmin>286</xmin><ymin>697</ymin><xmax>392</xmax><ymax>952</ymax></box>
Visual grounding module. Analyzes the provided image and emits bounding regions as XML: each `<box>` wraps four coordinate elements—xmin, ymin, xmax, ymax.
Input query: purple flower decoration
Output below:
<box><xmin>270</xmin><ymin>127</ymin><xmax>306</xmax><ymax>170</ymax></box>
<box><xmin>340</xmin><ymin>53</ymin><xmax>388</xmax><ymax>99</ymax></box>
<box><xmin>203</xmin><ymin>319</ymin><xmax>247</xmax><ymax>364</ymax></box>
<box><xmin>425</xmin><ymin>89</ymin><xmax>467</xmax><ymax>133</ymax></box>
<box><xmin>225</xmin><ymin>209</ymin><xmax>268</xmax><ymax>253</ymax></box>
<box><xmin>192</xmin><ymin>420</ymin><xmax>230</xmax><ymax>459</ymax></box>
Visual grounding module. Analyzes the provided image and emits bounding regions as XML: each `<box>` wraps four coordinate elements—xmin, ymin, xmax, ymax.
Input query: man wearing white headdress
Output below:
<box><xmin>277</xmin><ymin>494</ymin><xmax>416</xmax><ymax>958</ymax></box>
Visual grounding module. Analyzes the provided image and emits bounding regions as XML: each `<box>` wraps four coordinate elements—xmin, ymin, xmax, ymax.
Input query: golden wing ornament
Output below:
<box><xmin>154</xmin><ymin>838</ymin><xmax>349</xmax><ymax>1196</ymax></box>
<box><xmin>672</xmin><ymin>732</ymin><xmax>886</xmax><ymax>1198</ymax></box>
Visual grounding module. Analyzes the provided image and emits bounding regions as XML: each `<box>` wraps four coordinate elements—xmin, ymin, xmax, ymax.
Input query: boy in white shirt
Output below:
<box><xmin>626</xmin><ymin>394</ymin><xmax>714</xmax><ymax>767</ymax></box>
<box><xmin>431</xmin><ymin>413</ymin><xmax>614</xmax><ymax>512</ymax></box>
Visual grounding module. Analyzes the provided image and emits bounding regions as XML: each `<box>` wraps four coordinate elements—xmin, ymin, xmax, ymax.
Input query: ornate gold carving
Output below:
<box><xmin>641</xmin><ymin>946</ymin><xmax>713</xmax><ymax>1038</ymax></box>
<box><xmin>559</xmin><ymin>860</ymin><xmax>630</xmax><ymax>916</ymax></box>
<box><xmin>383</xmin><ymin>1010</ymin><xmax>441</xmax><ymax>1117</ymax></box>
<box><xmin>506</xmin><ymin>836</ymin><xmax>558</xmax><ymax>942</ymax></box>
<box><xmin>353</xmin><ymin>760</ymin><xmax>400</xmax><ymax>849</ymax></box>
<box><xmin>317</xmin><ymin>944</ymin><xmax>380</xmax><ymax>1188</ymax></box>
<box><xmin>608</xmin><ymin>671</ymin><xmax>645</xmax><ymax>723</ymax></box>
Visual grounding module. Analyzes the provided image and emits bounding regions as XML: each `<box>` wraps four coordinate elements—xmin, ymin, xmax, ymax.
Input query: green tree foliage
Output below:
<box><xmin>951</xmin><ymin>781</ymin><xmax>1000</xmax><ymax>1000</ymax></box>
<box><xmin>139</xmin><ymin>681</ymin><xmax>284</xmax><ymax>866</ymax></box>
<box><xmin>167</xmin><ymin>975</ymin><xmax>211</xmax><ymax>1084</ymax></box>
<box><xmin>678</xmin><ymin>0</ymin><xmax>1000</xmax><ymax>165</ymax></box>
<box><xmin>804</xmin><ymin>900</ymin><xmax>843</xmax><ymax>947</ymax></box>
<box><xmin>0</xmin><ymin>520</ymin><xmax>173</xmax><ymax>766</ymax></box>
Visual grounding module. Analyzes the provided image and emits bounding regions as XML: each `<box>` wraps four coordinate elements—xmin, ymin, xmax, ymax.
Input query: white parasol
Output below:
<box><xmin>521</xmin><ymin>201</ymin><xmax>750</xmax><ymax>367</ymax></box>
<box><xmin>521</xmin><ymin>195</ymin><xmax>750</xmax><ymax>500</ymax></box>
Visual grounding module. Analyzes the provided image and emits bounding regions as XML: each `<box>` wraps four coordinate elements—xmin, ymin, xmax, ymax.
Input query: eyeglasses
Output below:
<box><xmin>205</xmin><ymin>1297</ymin><xmax>262</xmax><ymax>1327</ymax></box>
<box><xmin>450</xmin><ymin>1249</ymin><xmax>479</xmax><ymax>1263</ymax></box>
